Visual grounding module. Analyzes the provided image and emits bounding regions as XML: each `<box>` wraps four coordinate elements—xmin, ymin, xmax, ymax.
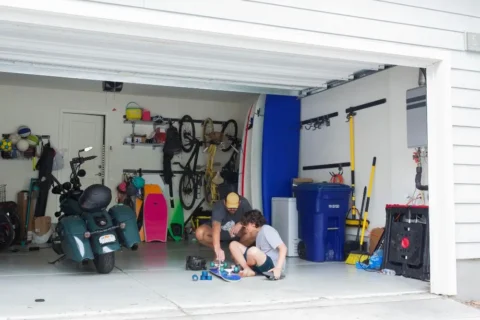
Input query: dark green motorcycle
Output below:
<box><xmin>50</xmin><ymin>147</ymin><xmax>140</xmax><ymax>274</ymax></box>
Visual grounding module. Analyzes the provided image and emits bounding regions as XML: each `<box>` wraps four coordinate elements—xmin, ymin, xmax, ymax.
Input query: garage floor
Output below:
<box><xmin>0</xmin><ymin>241</ymin><xmax>457</xmax><ymax>320</ymax></box>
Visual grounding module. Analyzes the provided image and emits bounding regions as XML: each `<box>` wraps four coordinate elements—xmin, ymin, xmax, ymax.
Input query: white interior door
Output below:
<box><xmin>61</xmin><ymin>113</ymin><xmax>105</xmax><ymax>188</ymax></box>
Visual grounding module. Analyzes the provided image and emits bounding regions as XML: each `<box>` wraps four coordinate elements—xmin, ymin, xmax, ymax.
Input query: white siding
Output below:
<box><xmin>78</xmin><ymin>0</ymin><xmax>480</xmax><ymax>260</ymax></box>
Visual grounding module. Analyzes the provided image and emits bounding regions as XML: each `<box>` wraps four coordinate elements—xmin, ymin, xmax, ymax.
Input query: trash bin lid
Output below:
<box><xmin>295</xmin><ymin>182</ymin><xmax>352</xmax><ymax>192</ymax></box>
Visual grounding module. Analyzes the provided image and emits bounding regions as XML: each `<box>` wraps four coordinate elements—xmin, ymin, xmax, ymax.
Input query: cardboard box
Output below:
<box><xmin>34</xmin><ymin>216</ymin><xmax>51</xmax><ymax>236</ymax></box>
<box><xmin>368</xmin><ymin>227</ymin><xmax>385</xmax><ymax>255</ymax></box>
<box><xmin>292</xmin><ymin>178</ymin><xmax>314</xmax><ymax>197</ymax></box>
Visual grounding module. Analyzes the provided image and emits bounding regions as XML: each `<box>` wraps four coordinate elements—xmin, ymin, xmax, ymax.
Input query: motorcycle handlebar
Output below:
<box><xmin>71</xmin><ymin>155</ymin><xmax>97</xmax><ymax>164</ymax></box>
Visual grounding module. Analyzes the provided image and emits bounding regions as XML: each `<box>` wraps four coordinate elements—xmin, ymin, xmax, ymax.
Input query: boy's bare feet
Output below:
<box><xmin>239</xmin><ymin>267</ymin><xmax>256</xmax><ymax>277</ymax></box>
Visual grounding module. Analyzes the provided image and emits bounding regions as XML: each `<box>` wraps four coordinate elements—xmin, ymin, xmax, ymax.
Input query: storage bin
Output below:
<box><xmin>295</xmin><ymin>183</ymin><xmax>352</xmax><ymax>262</ymax></box>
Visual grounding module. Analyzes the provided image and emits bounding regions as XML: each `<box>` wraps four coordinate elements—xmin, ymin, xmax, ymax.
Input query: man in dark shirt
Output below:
<box><xmin>195</xmin><ymin>192</ymin><xmax>254</xmax><ymax>261</ymax></box>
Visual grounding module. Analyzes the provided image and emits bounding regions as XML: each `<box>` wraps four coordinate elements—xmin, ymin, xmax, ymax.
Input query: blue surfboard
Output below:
<box><xmin>261</xmin><ymin>95</ymin><xmax>301</xmax><ymax>225</ymax></box>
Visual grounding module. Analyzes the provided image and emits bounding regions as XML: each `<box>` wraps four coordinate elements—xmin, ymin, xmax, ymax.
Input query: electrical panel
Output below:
<box><xmin>406</xmin><ymin>86</ymin><xmax>428</xmax><ymax>148</ymax></box>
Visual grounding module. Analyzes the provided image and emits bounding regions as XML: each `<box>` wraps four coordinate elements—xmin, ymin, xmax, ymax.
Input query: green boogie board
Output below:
<box><xmin>168</xmin><ymin>199</ymin><xmax>184</xmax><ymax>241</ymax></box>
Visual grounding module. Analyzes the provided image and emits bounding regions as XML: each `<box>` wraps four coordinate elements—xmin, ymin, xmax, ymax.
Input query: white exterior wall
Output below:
<box><xmin>78</xmin><ymin>0</ymin><xmax>480</xmax><ymax>261</ymax></box>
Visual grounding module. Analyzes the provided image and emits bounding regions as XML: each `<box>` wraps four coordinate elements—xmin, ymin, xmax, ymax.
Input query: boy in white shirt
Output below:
<box><xmin>228</xmin><ymin>210</ymin><xmax>287</xmax><ymax>280</ymax></box>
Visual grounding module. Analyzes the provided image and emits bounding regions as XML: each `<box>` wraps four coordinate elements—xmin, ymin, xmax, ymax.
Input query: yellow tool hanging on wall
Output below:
<box><xmin>345</xmin><ymin>156</ymin><xmax>377</xmax><ymax>265</ymax></box>
<box><xmin>346</xmin><ymin>111</ymin><xmax>359</xmax><ymax>219</ymax></box>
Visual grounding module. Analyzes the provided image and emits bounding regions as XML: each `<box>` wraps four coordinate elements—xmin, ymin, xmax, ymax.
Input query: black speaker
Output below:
<box><xmin>382</xmin><ymin>205</ymin><xmax>430</xmax><ymax>281</ymax></box>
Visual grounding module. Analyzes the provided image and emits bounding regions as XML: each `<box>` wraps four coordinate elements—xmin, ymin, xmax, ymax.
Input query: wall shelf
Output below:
<box><xmin>122</xmin><ymin>142</ymin><xmax>164</xmax><ymax>150</ymax></box>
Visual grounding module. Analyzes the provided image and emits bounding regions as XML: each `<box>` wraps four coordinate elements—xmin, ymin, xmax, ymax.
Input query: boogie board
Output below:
<box><xmin>249</xmin><ymin>95</ymin><xmax>266</xmax><ymax>210</ymax></box>
<box><xmin>143</xmin><ymin>174</ymin><xmax>184</xmax><ymax>241</ymax></box>
<box><xmin>143</xmin><ymin>193</ymin><xmax>168</xmax><ymax>242</ymax></box>
<box><xmin>261</xmin><ymin>95</ymin><xmax>300</xmax><ymax>225</ymax></box>
<box><xmin>168</xmin><ymin>199</ymin><xmax>184</xmax><ymax>242</ymax></box>
<box><xmin>144</xmin><ymin>183</ymin><xmax>162</xmax><ymax>195</ymax></box>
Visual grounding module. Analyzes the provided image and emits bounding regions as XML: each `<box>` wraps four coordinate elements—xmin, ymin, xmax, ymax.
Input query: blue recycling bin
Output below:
<box><xmin>295</xmin><ymin>183</ymin><xmax>352</xmax><ymax>262</ymax></box>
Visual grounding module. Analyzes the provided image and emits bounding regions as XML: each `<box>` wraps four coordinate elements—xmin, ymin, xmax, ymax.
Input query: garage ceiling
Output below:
<box><xmin>0</xmin><ymin>21</ymin><xmax>384</xmax><ymax>96</ymax></box>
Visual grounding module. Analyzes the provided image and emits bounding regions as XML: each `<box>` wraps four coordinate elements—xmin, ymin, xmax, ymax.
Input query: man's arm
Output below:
<box><xmin>212</xmin><ymin>221</ymin><xmax>222</xmax><ymax>250</ymax></box>
<box><xmin>211</xmin><ymin>202</ymin><xmax>224</xmax><ymax>250</ymax></box>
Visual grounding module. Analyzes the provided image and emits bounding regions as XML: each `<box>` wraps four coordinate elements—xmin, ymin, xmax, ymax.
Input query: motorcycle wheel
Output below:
<box><xmin>94</xmin><ymin>252</ymin><xmax>115</xmax><ymax>274</ymax></box>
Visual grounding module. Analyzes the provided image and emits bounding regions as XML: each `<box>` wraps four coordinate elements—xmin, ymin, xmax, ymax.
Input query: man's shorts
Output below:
<box><xmin>204</xmin><ymin>221</ymin><xmax>240</xmax><ymax>242</ymax></box>
<box><xmin>243</xmin><ymin>247</ymin><xmax>275</xmax><ymax>275</ymax></box>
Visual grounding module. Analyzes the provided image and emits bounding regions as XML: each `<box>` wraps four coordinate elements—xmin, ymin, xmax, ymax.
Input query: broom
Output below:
<box><xmin>345</xmin><ymin>156</ymin><xmax>377</xmax><ymax>265</ymax></box>
<box><xmin>344</xmin><ymin>186</ymin><xmax>366</xmax><ymax>257</ymax></box>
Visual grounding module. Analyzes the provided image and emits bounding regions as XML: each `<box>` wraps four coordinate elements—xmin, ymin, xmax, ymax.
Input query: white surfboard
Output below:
<box><xmin>249</xmin><ymin>94</ymin><xmax>266</xmax><ymax>210</ymax></box>
<box><xmin>239</xmin><ymin>104</ymin><xmax>254</xmax><ymax>200</ymax></box>
<box><xmin>244</xmin><ymin>104</ymin><xmax>256</xmax><ymax>203</ymax></box>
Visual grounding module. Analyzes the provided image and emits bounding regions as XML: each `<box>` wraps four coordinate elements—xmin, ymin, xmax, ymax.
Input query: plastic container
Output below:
<box><xmin>295</xmin><ymin>183</ymin><xmax>352</xmax><ymax>262</ymax></box>
<box><xmin>142</xmin><ymin>109</ymin><xmax>151</xmax><ymax>121</ymax></box>
<box><xmin>125</xmin><ymin>102</ymin><xmax>142</xmax><ymax>120</ymax></box>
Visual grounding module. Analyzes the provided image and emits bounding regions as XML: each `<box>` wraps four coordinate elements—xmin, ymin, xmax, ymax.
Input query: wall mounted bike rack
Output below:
<box><xmin>300</xmin><ymin>112</ymin><xmax>339</xmax><ymax>130</ymax></box>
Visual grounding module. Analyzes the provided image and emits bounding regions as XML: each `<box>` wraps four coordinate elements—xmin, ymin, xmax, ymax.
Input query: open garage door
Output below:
<box><xmin>0</xmin><ymin>21</ymin><xmax>384</xmax><ymax>96</ymax></box>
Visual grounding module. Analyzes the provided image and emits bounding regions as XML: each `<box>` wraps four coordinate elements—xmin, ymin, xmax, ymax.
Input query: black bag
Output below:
<box><xmin>163</xmin><ymin>124</ymin><xmax>182</xmax><ymax>156</ymax></box>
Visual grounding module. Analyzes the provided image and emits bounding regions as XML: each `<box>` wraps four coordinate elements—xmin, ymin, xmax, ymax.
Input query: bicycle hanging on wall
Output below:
<box><xmin>175</xmin><ymin>115</ymin><xmax>237</xmax><ymax>210</ymax></box>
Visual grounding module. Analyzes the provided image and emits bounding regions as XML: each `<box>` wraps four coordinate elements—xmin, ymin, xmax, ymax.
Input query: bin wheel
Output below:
<box><xmin>298</xmin><ymin>241</ymin><xmax>306</xmax><ymax>260</ymax></box>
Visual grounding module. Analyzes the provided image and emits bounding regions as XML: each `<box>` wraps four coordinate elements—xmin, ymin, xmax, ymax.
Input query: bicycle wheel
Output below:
<box><xmin>204</xmin><ymin>175</ymin><xmax>213</xmax><ymax>206</ymax></box>
<box><xmin>202</xmin><ymin>118</ymin><xmax>214</xmax><ymax>147</ymax></box>
<box><xmin>179</xmin><ymin>172</ymin><xmax>197</xmax><ymax>210</ymax></box>
<box><xmin>179</xmin><ymin>115</ymin><xmax>196</xmax><ymax>153</ymax></box>
<box><xmin>220</xmin><ymin>119</ymin><xmax>238</xmax><ymax>152</ymax></box>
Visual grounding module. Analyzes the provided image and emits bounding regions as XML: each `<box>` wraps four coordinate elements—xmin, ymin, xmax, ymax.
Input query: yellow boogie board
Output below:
<box><xmin>136</xmin><ymin>198</ymin><xmax>145</xmax><ymax>242</ymax></box>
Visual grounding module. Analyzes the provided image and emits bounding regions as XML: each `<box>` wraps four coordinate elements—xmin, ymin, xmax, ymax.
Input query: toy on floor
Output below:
<box><xmin>355</xmin><ymin>248</ymin><xmax>384</xmax><ymax>271</ymax></box>
<box><xmin>210</xmin><ymin>261</ymin><xmax>241</xmax><ymax>273</ymax></box>
<box><xmin>191</xmin><ymin>271</ymin><xmax>212</xmax><ymax>281</ymax></box>
<box><xmin>209</xmin><ymin>261</ymin><xmax>241</xmax><ymax>282</ymax></box>
<box><xmin>185</xmin><ymin>255</ymin><xmax>207</xmax><ymax>271</ymax></box>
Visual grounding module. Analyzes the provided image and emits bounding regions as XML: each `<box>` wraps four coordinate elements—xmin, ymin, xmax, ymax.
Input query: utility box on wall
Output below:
<box><xmin>406</xmin><ymin>86</ymin><xmax>428</xmax><ymax>148</ymax></box>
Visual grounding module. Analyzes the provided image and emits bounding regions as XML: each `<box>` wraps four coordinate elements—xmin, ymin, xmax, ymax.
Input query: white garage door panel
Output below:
<box><xmin>452</xmin><ymin>88</ymin><xmax>480</xmax><ymax>108</ymax></box>
<box><xmin>86</xmin><ymin>0</ymin><xmax>463</xmax><ymax>50</ymax></box>
<box><xmin>456</xmin><ymin>224</ymin><xmax>480</xmax><ymax>243</ymax></box>
<box><xmin>453</xmin><ymin>146</ymin><xmax>480</xmax><ymax>165</ymax></box>
<box><xmin>452</xmin><ymin>69</ymin><xmax>480</xmax><ymax>91</ymax></box>
<box><xmin>375</xmin><ymin>0</ymin><xmax>480</xmax><ymax>19</ymax></box>
<box><xmin>249</xmin><ymin>0</ymin><xmax>480</xmax><ymax>34</ymax></box>
<box><xmin>456</xmin><ymin>204</ymin><xmax>480</xmax><ymax>223</ymax></box>
<box><xmin>454</xmin><ymin>184</ymin><xmax>480</xmax><ymax>204</ymax></box>
<box><xmin>452</xmin><ymin>126</ymin><xmax>480</xmax><ymax>147</ymax></box>
<box><xmin>454</xmin><ymin>165</ymin><xmax>480</xmax><ymax>185</ymax></box>
<box><xmin>457</xmin><ymin>243</ymin><xmax>480</xmax><ymax>260</ymax></box>
<box><xmin>452</xmin><ymin>107</ymin><xmax>480</xmax><ymax>128</ymax></box>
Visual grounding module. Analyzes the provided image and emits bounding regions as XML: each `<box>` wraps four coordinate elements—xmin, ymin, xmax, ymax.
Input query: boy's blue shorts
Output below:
<box><xmin>243</xmin><ymin>247</ymin><xmax>275</xmax><ymax>275</ymax></box>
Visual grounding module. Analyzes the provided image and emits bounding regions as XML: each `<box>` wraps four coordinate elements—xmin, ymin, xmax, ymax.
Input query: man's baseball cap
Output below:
<box><xmin>225</xmin><ymin>192</ymin><xmax>240</xmax><ymax>209</ymax></box>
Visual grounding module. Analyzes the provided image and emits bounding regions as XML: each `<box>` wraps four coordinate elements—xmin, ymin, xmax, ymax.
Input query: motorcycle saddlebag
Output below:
<box><xmin>58</xmin><ymin>215</ymin><xmax>94</xmax><ymax>262</ymax></box>
<box><xmin>108</xmin><ymin>204</ymin><xmax>141</xmax><ymax>248</ymax></box>
<box><xmin>84</xmin><ymin>211</ymin><xmax>121</xmax><ymax>254</ymax></box>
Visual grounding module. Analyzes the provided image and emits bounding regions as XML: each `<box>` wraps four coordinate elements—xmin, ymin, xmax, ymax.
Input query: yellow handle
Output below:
<box><xmin>359</xmin><ymin>157</ymin><xmax>376</xmax><ymax>245</ymax></box>
<box><xmin>348</xmin><ymin>114</ymin><xmax>357</xmax><ymax>215</ymax></box>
